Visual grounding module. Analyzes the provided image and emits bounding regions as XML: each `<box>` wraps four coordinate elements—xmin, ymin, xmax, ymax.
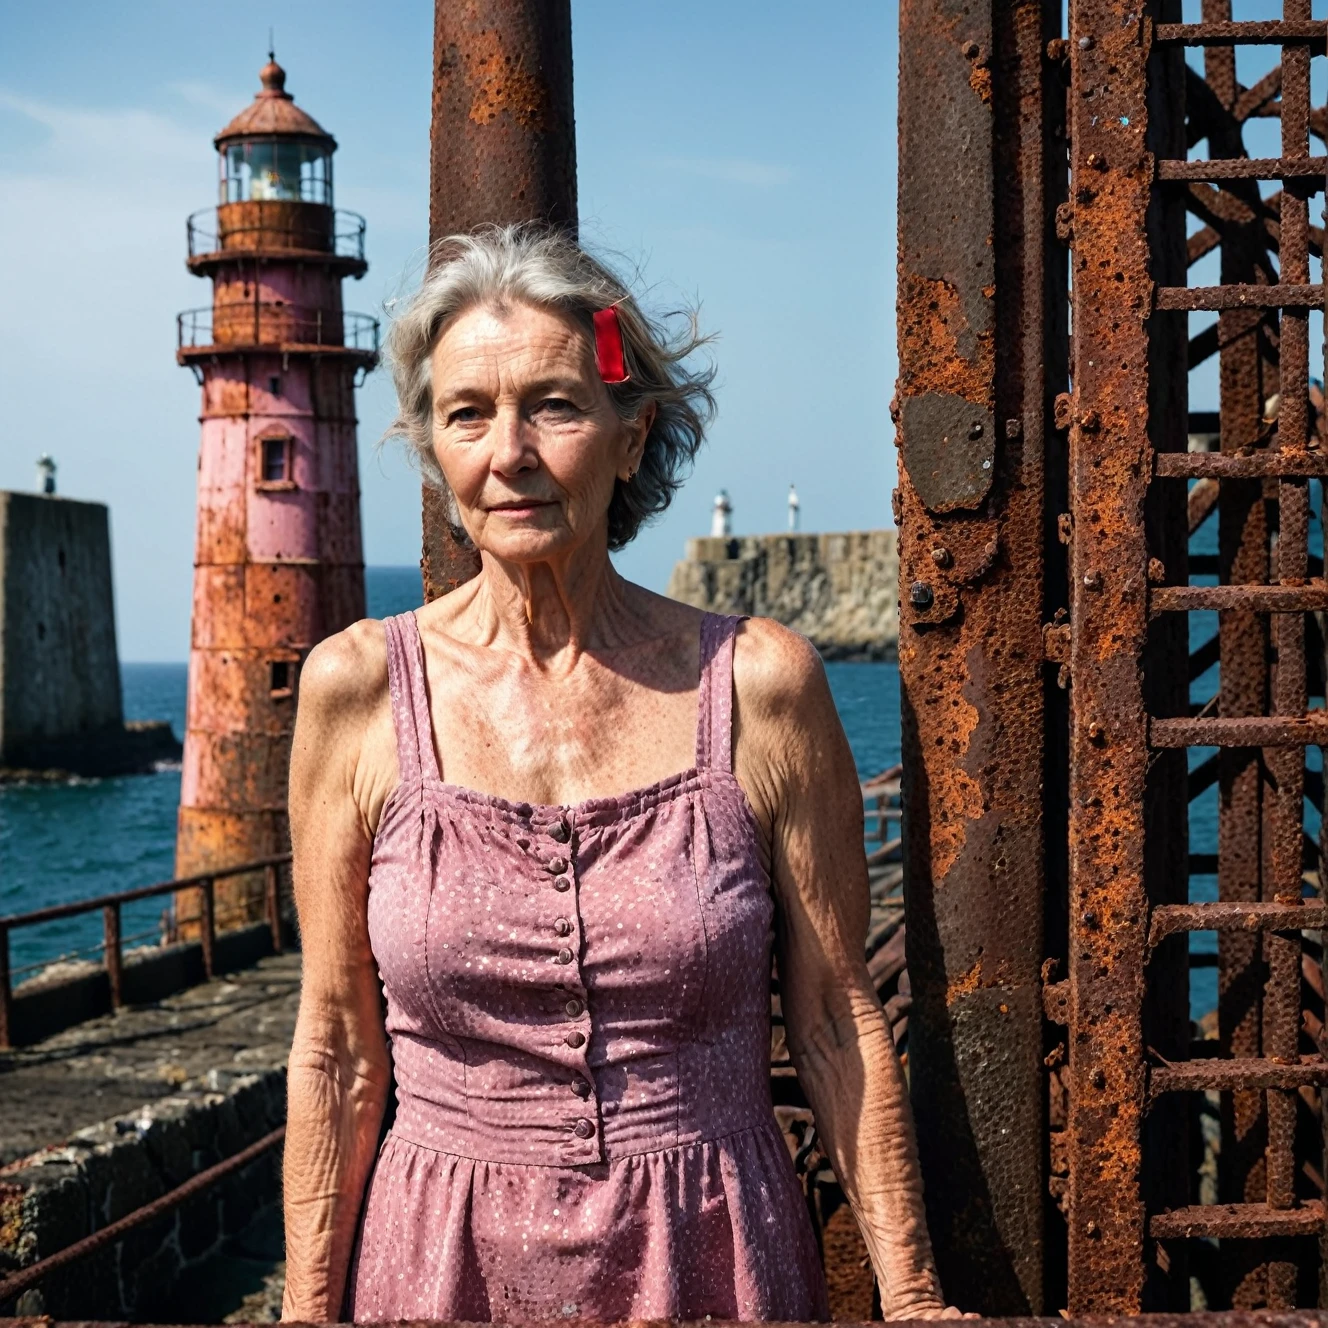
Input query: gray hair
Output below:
<box><xmin>383</xmin><ymin>224</ymin><xmax>717</xmax><ymax>550</ymax></box>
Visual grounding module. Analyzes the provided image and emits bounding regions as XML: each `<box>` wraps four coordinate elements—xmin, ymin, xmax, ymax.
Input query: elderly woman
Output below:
<box><xmin>282</xmin><ymin>226</ymin><xmax>952</xmax><ymax>1324</ymax></box>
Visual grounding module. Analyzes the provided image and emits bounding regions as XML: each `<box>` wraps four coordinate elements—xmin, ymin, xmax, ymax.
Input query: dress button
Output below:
<box><xmin>573</xmin><ymin>1118</ymin><xmax>595</xmax><ymax>1139</ymax></box>
<box><xmin>547</xmin><ymin>856</ymin><xmax>569</xmax><ymax>875</ymax></box>
<box><xmin>571</xmin><ymin>1079</ymin><xmax>591</xmax><ymax>1098</ymax></box>
<box><xmin>564</xmin><ymin>997</ymin><xmax>583</xmax><ymax>1017</ymax></box>
<box><xmin>552</xmin><ymin>876</ymin><xmax>571</xmax><ymax>892</ymax></box>
<box><xmin>566</xmin><ymin>1030</ymin><xmax>586</xmax><ymax>1048</ymax></box>
<box><xmin>556</xmin><ymin>947</ymin><xmax>573</xmax><ymax>965</ymax></box>
<box><xmin>549</xmin><ymin>819</ymin><xmax>570</xmax><ymax>843</ymax></box>
<box><xmin>553</xmin><ymin>917</ymin><xmax>572</xmax><ymax>937</ymax></box>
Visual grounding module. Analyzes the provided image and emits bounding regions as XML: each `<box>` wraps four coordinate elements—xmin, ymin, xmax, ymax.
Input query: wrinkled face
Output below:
<box><xmin>429</xmin><ymin>301</ymin><xmax>646</xmax><ymax>564</ymax></box>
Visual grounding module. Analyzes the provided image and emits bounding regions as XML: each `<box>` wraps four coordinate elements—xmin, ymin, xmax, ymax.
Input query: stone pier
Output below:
<box><xmin>666</xmin><ymin>529</ymin><xmax>899</xmax><ymax>660</ymax></box>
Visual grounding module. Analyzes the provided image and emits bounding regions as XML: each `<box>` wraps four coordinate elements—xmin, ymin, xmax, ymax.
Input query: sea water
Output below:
<box><xmin>0</xmin><ymin>568</ymin><xmax>900</xmax><ymax>981</ymax></box>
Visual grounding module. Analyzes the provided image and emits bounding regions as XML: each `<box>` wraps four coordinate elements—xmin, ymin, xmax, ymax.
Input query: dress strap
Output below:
<box><xmin>382</xmin><ymin>612</ymin><xmax>441</xmax><ymax>783</ymax></box>
<box><xmin>695</xmin><ymin>613</ymin><xmax>745</xmax><ymax>773</ymax></box>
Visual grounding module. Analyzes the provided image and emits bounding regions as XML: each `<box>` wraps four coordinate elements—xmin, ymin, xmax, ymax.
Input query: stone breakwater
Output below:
<box><xmin>666</xmin><ymin>530</ymin><xmax>899</xmax><ymax>660</ymax></box>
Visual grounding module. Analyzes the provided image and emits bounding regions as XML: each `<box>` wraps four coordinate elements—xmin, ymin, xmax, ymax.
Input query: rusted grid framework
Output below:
<box><xmin>1061</xmin><ymin>0</ymin><xmax>1328</xmax><ymax>1313</ymax></box>
<box><xmin>901</xmin><ymin>0</ymin><xmax>1328</xmax><ymax>1314</ymax></box>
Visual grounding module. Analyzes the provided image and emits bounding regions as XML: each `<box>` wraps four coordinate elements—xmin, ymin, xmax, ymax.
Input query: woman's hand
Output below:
<box><xmin>281</xmin><ymin>625</ymin><xmax>396</xmax><ymax>1321</ymax></box>
<box><xmin>732</xmin><ymin>620</ymin><xmax>961</xmax><ymax>1319</ymax></box>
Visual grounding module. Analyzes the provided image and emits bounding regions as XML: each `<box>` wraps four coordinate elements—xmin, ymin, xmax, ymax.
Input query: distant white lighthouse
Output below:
<box><xmin>788</xmin><ymin>483</ymin><xmax>800</xmax><ymax>531</ymax></box>
<box><xmin>711</xmin><ymin>489</ymin><xmax>733</xmax><ymax>538</ymax></box>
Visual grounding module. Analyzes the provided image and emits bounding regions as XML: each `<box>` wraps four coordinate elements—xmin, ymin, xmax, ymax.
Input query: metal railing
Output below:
<box><xmin>0</xmin><ymin>1125</ymin><xmax>286</xmax><ymax>1310</ymax></box>
<box><xmin>177</xmin><ymin>304</ymin><xmax>379</xmax><ymax>355</ymax></box>
<box><xmin>186</xmin><ymin>206</ymin><xmax>366</xmax><ymax>263</ymax></box>
<box><xmin>0</xmin><ymin>854</ymin><xmax>291</xmax><ymax>1048</ymax></box>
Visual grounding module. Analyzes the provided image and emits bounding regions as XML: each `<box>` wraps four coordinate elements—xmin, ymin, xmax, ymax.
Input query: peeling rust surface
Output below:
<box><xmin>898</xmin><ymin>0</ymin><xmax>1060</xmax><ymax>1312</ymax></box>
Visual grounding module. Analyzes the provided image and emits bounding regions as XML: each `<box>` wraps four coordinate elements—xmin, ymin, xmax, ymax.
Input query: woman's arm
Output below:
<box><xmin>282</xmin><ymin>627</ymin><xmax>395</xmax><ymax>1322</ymax></box>
<box><xmin>733</xmin><ymin>621</ymin><xmax>955</xmax><ymax>1320</ymax></box>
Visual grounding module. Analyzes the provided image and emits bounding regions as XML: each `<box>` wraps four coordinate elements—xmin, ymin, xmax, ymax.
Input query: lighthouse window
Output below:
<box><xmin>259</xmin><ymin>435</ymin><xmax>294</xmax><ymax>485</ymax></box>
<box><xmin>269</xmin><ymin>660</ymin><xmax>293</xmax><ymax>698</ymax></box>
<box><xmin>222</xmin><ymin>140</ymin><xmax>332</xmax><ymax>205</ymax></box>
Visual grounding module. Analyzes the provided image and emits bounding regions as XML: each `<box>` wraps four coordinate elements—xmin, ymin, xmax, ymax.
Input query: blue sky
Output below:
<box><xmin>0</xmin><ymin>2</ymin><xmax>897</xmax><ymax>660</ymax></box>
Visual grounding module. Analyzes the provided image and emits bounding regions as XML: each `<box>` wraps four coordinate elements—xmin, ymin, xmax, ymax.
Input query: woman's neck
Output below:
<box><xmin>463</xmin><ymin>537</ymin><xmax>642</xmax><ymax>669</ymax></box>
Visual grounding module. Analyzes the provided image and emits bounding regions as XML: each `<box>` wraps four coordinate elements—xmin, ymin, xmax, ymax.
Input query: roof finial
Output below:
<box><xmin>268</xmin><ymin>27</ymin><xmax>275</xmax><ymax>62</ymax></box>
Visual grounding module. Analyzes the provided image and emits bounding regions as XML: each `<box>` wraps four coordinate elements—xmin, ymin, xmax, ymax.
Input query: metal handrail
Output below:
<box><xmin>186</xmin><ymin>206</ymin><xmax>366</xmax><ymax>262</ymax></box>
<box><xmin>177</xmin><ymin>304</ymin><xmax>380</xmax><ymax>354</ymax></box>
<box><xmin>0</xmin><ymin>853</ymin><xmax>291</xmax><ymax>1049</ymax></box>
<box><xmin>0</xmin><ymin>1125</ymin><xmax>286</xmax><ymax>1308</ymax></box>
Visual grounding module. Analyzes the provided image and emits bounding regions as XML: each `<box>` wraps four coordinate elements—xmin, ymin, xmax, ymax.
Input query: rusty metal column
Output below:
<box><xmin>422</xmin><ymin>0</ymin><xmax>577</xmax><ymax>600</ymax></box>
<box><xmin>1062</xmin><ymin>0</ymin><xmax>1165</xmax><ymax>1312</ymax></box>
<box><xmin>896</xmin><ymin>0</ymin><xmax>1062</xmax><ymax>1312</ymax></box>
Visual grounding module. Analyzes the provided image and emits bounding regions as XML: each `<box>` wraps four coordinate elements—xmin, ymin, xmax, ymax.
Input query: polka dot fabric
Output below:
<box><xmin>348</xmin><ymin>611</ymin><xmax>828</xmax><ymax>1322</ymax></box>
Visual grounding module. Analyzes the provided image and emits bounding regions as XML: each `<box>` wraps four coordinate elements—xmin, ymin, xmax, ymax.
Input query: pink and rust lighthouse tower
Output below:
<box><xmin>175</xmin><ymin>57</ymin><xmax>376</xmax><ymax>930</ymax></box>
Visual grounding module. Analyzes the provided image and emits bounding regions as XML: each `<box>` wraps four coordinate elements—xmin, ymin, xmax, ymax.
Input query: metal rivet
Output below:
<box><xmin>1083</xmin><ymin>570</ymin><xmax>1103</xmax><ymax>591</ymax></box>
<box><xmin>1086</xmin><ymin>1220</ymin><xmax>1100</xmax><ymax>1236</ymax></box>
<box><xmin>566</xmin><ymin>1030</ymin><xmax>586</xmax><ymax>1049</ymax></box>
<box><xmin>931</xmin><ymin>547</ymin><xmax>952</xmax><ymax>568</ymax></box>
<box><xmin>556</xmin><ymin>947</ymin><xmax>573</xmax><ymax>964</ymax></box>
<box><xmin>565</xmin><ymin>997</ymin><xmax>583</xmax><ymax>1018</ymax></box>
<box><xmin>554</xmin><ymin>917</ymin><xmax>572</xmax><ymax>937</ymax></box>
<box><xmin>553</xmin><ymin>876</ymin><xmax>571</xmax><ymax>893</ymax></box>
<box><xmin>1086</xmin><ymin>151</ymin><xmax>1106</xmax><ymax>170</ymax></box>
<box><xmin>571</xmin><ymin>1079</ymin><xmax>591</xmax><ymax>1098</ymax></box>
<box><xmin>968</xmin><ymin>420</ymin><xmax>984</xmax><ymax>439</ymax></box>
<box><xmin>573</xmin><ymin>1118</ymin><xmax>595</xmax><ymax>1140</ymax></box>
<box><xmin>962</xmin><ymin>39</ymin><xmax>980</xmax><ymax>59</ymax></box>
<box><xmin>1078</xmin><ymin>35</ymin><xmax>1094</xmax><ymax>50</ymax></box>
<box><xmin>910</xmin><ymin>581</ymin><xmax>935</xmax><ymax>610</ymax></box>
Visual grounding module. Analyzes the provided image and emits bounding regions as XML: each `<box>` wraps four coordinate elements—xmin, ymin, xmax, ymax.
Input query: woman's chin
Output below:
<box><xmin>479</xmin><ymin>529</ymin><xmax>579</xmax><ymax>565</ymax></box>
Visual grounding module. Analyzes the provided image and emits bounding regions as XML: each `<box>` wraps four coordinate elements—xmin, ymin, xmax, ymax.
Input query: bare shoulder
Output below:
<box><xmin>297</xmin><ymin>618</ymin><xmax>389</xmax><ymax>727</ymax></box>
<box><xmin>732</xmin><ymin>616</ymin><xmax>832</xmax><ymax>728</ymax></box>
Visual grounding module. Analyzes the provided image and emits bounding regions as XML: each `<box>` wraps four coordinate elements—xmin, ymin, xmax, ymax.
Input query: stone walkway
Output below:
<box><xmin>0</xmin><ymin>953</ymin><xmax>299</xmax><ymax>1168</ymax></box>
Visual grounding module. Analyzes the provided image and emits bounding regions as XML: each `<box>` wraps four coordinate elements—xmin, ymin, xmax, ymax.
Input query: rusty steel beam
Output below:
<box><xmin>897</xmin><ymin>0</ymin><xmax>1061</xmax><ymax>1313</ymax></box>
<box><xmin>1062</xmin><ymin>0</ymin><xmax>1191</xmax><ymax>1311</ymax></box>
<box><xmin>421</xmin><ymin>0</ymin><xmax>577</xmax><ymax>601</ymax></box>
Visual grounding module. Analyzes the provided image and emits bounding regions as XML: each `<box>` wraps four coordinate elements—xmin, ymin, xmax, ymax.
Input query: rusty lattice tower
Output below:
<box><xmin>175</xmin><ymin>58</ymin><xmax>377</xmax><ymax>929</ymax></box>
<box><xmin>899</xmin><ymin>0</ymin><xmax>1328</xmax><ymax>1314</ymax></box>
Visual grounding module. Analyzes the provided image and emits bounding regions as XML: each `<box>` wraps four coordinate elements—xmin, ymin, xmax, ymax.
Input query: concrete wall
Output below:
<box><xmin>0</xmin><ymin>493</ymin><xmax>123</xmax><ymax>767</ymax></box>
<box><xmin>666</xmin><ymin>529</ymin><xmax>899</xmax><ymax>660</ymax></box>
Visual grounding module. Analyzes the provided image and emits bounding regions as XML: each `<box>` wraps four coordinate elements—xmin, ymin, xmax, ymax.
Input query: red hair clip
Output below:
<box><xmin>592</xmin><ymin>304</ymin><xmax>630</xmax><ymax>385</ymax></box>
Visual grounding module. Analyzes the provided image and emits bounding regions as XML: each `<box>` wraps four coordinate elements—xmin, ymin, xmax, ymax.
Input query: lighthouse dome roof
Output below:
<box><xmin>215</xmin><ymin>58</ymin><xmax>336</xmax><ymax>149</ymax></box>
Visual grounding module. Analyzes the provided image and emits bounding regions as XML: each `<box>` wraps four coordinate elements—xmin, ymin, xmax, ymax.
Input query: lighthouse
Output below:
<box><xmin>175</xmin><ymin>57</ymin><xmax>376</xmax><ymax>930</ymax></box>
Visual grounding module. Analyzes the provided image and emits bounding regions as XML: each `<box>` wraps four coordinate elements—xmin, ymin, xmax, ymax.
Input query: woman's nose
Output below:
<box><xmin>490</xmin><ymin>405</ymin><xmax>536</xmax><ymax>473</ymax></box>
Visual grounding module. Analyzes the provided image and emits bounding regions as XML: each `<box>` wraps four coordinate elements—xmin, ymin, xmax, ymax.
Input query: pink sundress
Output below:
<box><xmin>348</xmin><ymin>610</ymin><xmax>828</xmax><ymax>1322</ymax></box>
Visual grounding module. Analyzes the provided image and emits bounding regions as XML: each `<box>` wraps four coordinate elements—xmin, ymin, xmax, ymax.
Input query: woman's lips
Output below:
<box><xmin>489</xmin><ymin>501</ymin><xmax>554</xmax><ymax>518</ymax></box>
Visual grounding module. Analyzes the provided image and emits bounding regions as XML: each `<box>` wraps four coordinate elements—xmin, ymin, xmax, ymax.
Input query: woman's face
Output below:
<box><xmin>429</xmin><ymin>300</ymin><xmax>649</xmax><ymax>565</ymax></box>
